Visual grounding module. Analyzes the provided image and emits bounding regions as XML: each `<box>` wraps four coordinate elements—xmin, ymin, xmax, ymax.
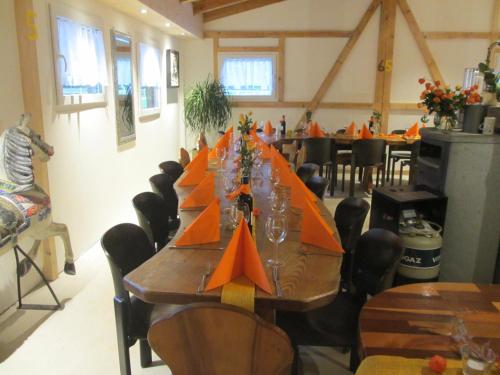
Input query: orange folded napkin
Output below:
<box><xmin>180</xmin><ymin>172</ymin><xmax>215</xmax><ymax>209</ymax></box>
<box><xmin>175</xmin><ymin>198</ymin><xmax>220</xmax><ymax>246</ymax></box>
<box><xmin>252</xmin><ymin>122</ymin><xmax>257</xmax><ymax>132</ymax></box>
<box><xmin>185</xmin><ymin>146</ymin><xmax>208</xmax><ymax>171</ymax></box>
<box><xmin>178</xmin><ymin>153</ymin><xmax>207</xmax><ymax>187</ymax></box>
<box><xmin>226</xmin><ymin>184</ymin><xmax>251</xmax><ymax>201</ymax></box>
<box><xmin>360</xmin><ymin>123</ymin><xmax>373</xmax><ymax>139</ymax></box>
<box><xmin>205</xmin><ymin>218</ymin><xmax>272</xmax><ymax>294</ymax></box>
<box><xmin>258</xmin><ymin>142</ymin><xmax>272</xmax><ymax>159</ymax></box>
<box><xmin>264</xmin><ymin>121</ymin><xmax>274</xmax><ymax>136</ymax></box>
<box><xmin>405</xmin><ymin>122</ymin><xmax>419</xmax><ymax>137</ymax></box>
<box><xmin>346</xmin><ymin>122</ymin><xmax>357</xmax><ymax>136</ymax></box>
<box><xmin>208</xmin><ymin>133</ymin><xmax>230</xmax><ymax>159</ymax></box>
<box><xmin>270</xmin><ymin>145</ymin><xmax>290</xmax><ymax>170</ymax></box>
<box><xmin>300</xmin><ymin>199</ymin><xmax>344</xmax><ymax>253</ymax></box>
<box><xmin>308</xmin><ymin>122</ymin><xmax>326</xmax><ymax>138</ymax></box>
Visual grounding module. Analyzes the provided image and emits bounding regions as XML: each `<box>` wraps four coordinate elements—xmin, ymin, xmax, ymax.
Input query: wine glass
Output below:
<box><xmin>270</xmin><ymin>190</ymin><xmax>288</xmax><ymax>214</ymax></box>
<box><xmin>270</xmin><ymin>168</ymin><xmax>280</xmax><ymax>187</ymax></box>
<box><xmin>230</xmin><ymin>201</ymin><xmax>250</xmax><ymax>230</ymax></box>
<box><xmin>223</xmin><ymin>172</ymin><xmax>235</xmax><ymax>195</ymax></box>
<box><xmin>265</xmin><ymin>213</ymin><xmax>287</xmax><ymax>267</ymax></box>
<box><xmin>216</xmin><ymin>147</ymin><xmax>226</xmax><ymax>172</ymax></box>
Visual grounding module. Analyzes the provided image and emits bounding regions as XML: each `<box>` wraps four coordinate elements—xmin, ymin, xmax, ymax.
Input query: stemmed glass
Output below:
<box><xmin>270</xmin><ymin>168</ymin><xmax>280</xmax><ymax>187</ymax></box>
<box><xmin>230</xmin><ymin>201</ymin><xmax>250</xmax><ymax>230</ymax></box>
<box><xmin>270</xmin><ymin>190</ymin><xmax>288</xmax><ymax>214</ymax></box>
<box><xmin>216</xmin><ymin>147</ymin><xmax>227</xmax><ymax>172</ymax></box>
<box><xmin>265</xmin><ymin>213</ymin><xmax>287</xmax><ymax>267</ymax></box>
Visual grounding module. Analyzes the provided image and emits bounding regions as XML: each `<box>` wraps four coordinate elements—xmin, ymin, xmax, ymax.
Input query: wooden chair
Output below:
<box><xmin>148</xmin><ymin>303</ymin><xmax>294</xmax><ymax>375</ymax></box>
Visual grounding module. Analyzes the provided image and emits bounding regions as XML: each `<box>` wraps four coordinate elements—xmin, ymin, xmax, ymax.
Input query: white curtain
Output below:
<box><xmin>221</xmin><ymin>57</ymin><xmax>273</xmax><ymax>95</ymax></box>
<box><xmin>139</xmin><ymin>43</ymin><xmax>161</xmax><ymax>88</ymax></box>
<box><xmin>56</xmin><ymin>16</ymin><xmax>107</xmax><ymax>87</ymax></box>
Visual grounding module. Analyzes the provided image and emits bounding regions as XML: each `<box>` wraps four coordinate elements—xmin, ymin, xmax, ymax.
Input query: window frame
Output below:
<box><xmin>137</xmin><ymin>41</ymin><xmax>162</xmax><ymax>118</ymax></box>
<box><xmin>218</xmin><ymin>52</ymin><xmax>278</xmax><ymax>102</ymax></box>
<box><xmin>49</xmin><ymin>4</ymin><xmax>108</xmax><ymax>112</ymax></box>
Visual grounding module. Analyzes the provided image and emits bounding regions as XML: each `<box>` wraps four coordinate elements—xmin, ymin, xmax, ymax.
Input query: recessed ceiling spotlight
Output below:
<box><xmin>165</xmin><ymin>22</ymin><xmax>171</xmax><ymax>27</ymax></box>
<box><xmin>181</xmin><ymin>32</ymin><xmax>186</xmax><ymax>36</ymax></box>
<box><xmin>140</xmin><ymin>8</ymin><xmax>147</xmax><ymax>14</ymax></box>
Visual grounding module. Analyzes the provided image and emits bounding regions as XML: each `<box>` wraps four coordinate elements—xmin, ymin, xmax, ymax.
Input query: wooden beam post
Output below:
<box><xmin>491</xmin><ymin>0</ymin><xmax>500</xmax><ymax>63</ymax></box>
<box><xmin>294</xmin><ymin>0</ymin><xmax>381</xmax><ymax>129</ymax></box>
<box><xmin>14</xmin><ymin>0</ymin><xmax>58</xmax><ymax>280</ymax></box>
<box><xmin>278</xmin><ymin>34</ymin><xmax>285</xmax><ymax>102</ymax></box>
<box><xmin>397</xmin><ymin>0</ymin><xmax>444</xmax><ymax>84</ymax></box>
<box><xmin>213</xmin><ymin>36</ymin><xmax>219</xmax><ymax>80</ymax></box>
<box><xmin>374</xmin><ymin>0</ymin><xmax>396</xmax><ymax>133</ymax></box>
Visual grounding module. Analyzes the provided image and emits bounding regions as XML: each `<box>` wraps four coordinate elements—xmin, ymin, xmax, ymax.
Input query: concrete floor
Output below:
<box><xmin>0</xmin><ymin>182</ymin><xmax>374</xmax><ymax>375</ymax></box>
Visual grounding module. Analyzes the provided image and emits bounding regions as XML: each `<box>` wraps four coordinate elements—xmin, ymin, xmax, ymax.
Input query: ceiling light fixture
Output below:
<box><xmin>140</xmin><ymin>8</ymin><xmax>147</xmax><ymax>14</ymax></box>
<box><xmin>165</xmin><ymin>22</ymin><xmax>171</xmax><ymax>27</ymax></box>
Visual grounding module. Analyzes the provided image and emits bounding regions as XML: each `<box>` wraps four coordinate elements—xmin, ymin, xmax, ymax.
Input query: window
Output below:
<box><xmin>219</xmin><ymin>54</ymin><xmax>277</xmax><ymax>100</ymax></box>
<box><xmin>138</xmin><ymin>43</ymin><xmax>161</xmax><ymax>115</ymax></box>
<box><xmin>50</xmin><ymin>5</ymin><xmax>108</xmax><ymax>109</ymax></box>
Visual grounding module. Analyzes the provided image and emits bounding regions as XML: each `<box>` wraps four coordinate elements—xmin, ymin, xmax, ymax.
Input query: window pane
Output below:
<box><xmin>221</xmin><ymin>57</ymin><xmax>274</xmax><ymax>96</ymax></box>
<box><xmin>56</xmin><ymin>16</ymin><xmax>107</xmax><ymax>96</ymax></box>
<box><xmin>139</xmin><ymin>43</ymin><xmax>161</xmax><ymax>110</ymax></box>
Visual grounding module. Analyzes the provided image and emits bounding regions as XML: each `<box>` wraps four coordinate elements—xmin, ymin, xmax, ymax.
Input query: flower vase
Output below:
<box><xmin>434</xmin><ymin>114</ymin><xmax>457</xmax><ymax>131</ymax></box>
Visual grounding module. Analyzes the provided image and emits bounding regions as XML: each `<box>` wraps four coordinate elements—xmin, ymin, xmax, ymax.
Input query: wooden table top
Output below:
<box><xmin>259</xmin><ymin>132</ymin><xmax>419</xmax><ymax>146</ymax></box>
<box><xmin>358</xmin><ymin>282</ymin><xmax>500</xmax><ymax>359</ymax></box>
<box><xmin>124</xmin><ymin>162</ymin><xmax>342</xmax><ymax>312</ymax></box>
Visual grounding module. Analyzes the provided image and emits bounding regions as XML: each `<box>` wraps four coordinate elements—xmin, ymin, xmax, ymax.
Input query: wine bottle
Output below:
<box><xmin>238</xmin><ymin>176</ymin><xmax>253</xmax><ymax>232</ymax></box>
<box><xmin>280</xmin><ymin>115</ymin><xmax>287</xmax><ymax>136</ymax></box>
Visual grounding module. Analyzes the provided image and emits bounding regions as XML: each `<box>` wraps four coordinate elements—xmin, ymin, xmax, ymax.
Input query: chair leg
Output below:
<box><xmin>319</xmin><ymin>165</ymin><xmax>323</xmax><ymax>177</ymax></box>
<box><xmin>358</xmin><ymin>167</ymin><xmax>363</xmax><ymax>182</ymax></box>
<box><xmin>342</xmin><ymin>165</ymin><xmax>346</xmax><ymax>192</ymax></box>
<box><xmin>386</xmin><ymin>149</ymin><xmax>392</xmax><ymax>181</ymax></box>
<box><xmin>139</xmin><ymin>339</ymin><xmax>152</xmax><ymax>368</ymax></box>
<box><xmin>399</xmin><ymin>163</ymin><xmax>404</xmax><ymax>185</ymax></box>
<box><xmin>381</xmin><ymin>165</ymin><xmax>386</xmax><ymax>186</ymax></box>
<box><xmin>349</xmin><ymin>166</ymin><xmax>356</xmax><ymax>197</ymax></box>
<box><xmin>391</xmin><ymin>158</ymin><xmax>396</xmax><ymax>185</ymax></box>
<box><xmin>349</xmin><ymin>341</ymin><xmax>361</xmax><ymax>372</ymax></box>
<box><xmin>114</xmin><ymin>297</ymin><xmax>132</xmax><ymax>375</ymax></box>
<box><xmin>376</xmin><ymin>167</ymin><xmax>380</xmax><ymax>187</ymax></box>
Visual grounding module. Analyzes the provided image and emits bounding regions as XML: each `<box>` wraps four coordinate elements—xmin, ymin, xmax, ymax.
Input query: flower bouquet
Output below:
<box><xmin>417</xmin><ymin>78</ymin><xmax>481</xmax><ymax>130</ymax></box>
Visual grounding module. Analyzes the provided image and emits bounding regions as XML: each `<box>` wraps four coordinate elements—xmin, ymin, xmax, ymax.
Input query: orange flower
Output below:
<box><xmin>252</xmin><ymin>208</ymin><xmax>261</xmax><ymax>217</ymax></box>
<box><xmin>425</xmin><ymin>82</ymin><xmax>431</xmax><ymax>89</ymax></box>
<box><xmin>464</xmin><ymin>89</ymin><xmax>471</xmax><ymax>95</ymax></box>
<box><xmin>435</xmin><ymin>89</ymin><xmax>444</xmax><ymax>97</ymax></box>
<box><xmin>428</xmin><ymin>355</ymin><xmax>447</xmax><ymax>373</ymax></box>
<box><xmin>433</xmin><ymin>97</ymin><xmax>441</xmax><ymax>103</ymax></box>
<box><xmin>418</xmin><ymin>78</ymin><xmax>426</xmax><ymax>84</ymax></box>
<box><xmin>472</xmin><ymin>84</ymin><xmax>479</xmax><ymax>91</ymax></box>
<box><xmin>435</xmin><ymin>80</ymin><xmax>441</xmax><ymax>87</ymax></box>
<box><xmin>420</xmin><ymin>92</ymin><xmax>427</xmax><ymax>100</ymax></box>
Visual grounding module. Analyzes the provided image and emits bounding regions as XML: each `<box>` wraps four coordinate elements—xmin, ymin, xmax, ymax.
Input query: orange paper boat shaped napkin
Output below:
<box><xmin>185</xmin><ymin>146</ymin><xmax>208</xmax><ymax>171</ymax></box>
<box><xmin>180</xmin><ymin>172</ymin><xmax>215</xmax><ymax>209</ymax></box>
<box><xmin>175</xmin><ymin>198</ymin><xmax>220</xmax><ymax>246</ymax></box>
<box><xmin>309</xmin><ymin>122</ymin><xmax>326</xmax><ymax>138</ymax></box>
<box><xmin>300</xmin><ymin>199</ymin><xmax>344</xmax><ymax>253</ymax></box>
<box><xmin>360</xmin><ymin>123</ymin><xmax>373</xmax><ymax>139</ymax></box>
<box><xmin>226</xmin><ymin>184</ymin><xmax>251</xmax><ymax>201</ymax></box>
<box><xmin>208</xmin><ymin>133</ymin><xmax>230</xmax><ymax>159</ymax></box>
<box><xmin>346</xmin><ymin>122</ymin><xmax>357</xmax><ymax>136</ymax></box>
<box><xmin>178</xmin><ymin>154</ymin><xmax>207</xmax><ymax>187</ymax></box>
<box><xmin>205</xmin><ymin>218</ymin><xmax>272</xmax><ymax>294</ymax></box>
<box><xmin>405</xmin><ymin>122</ymin><xmax>419</xmax><ymax>137</ymax></box>
<box><xmin>264</xmin><ymin>121</ymin><xmax>274</xmax><ymax>136</ymax></box>
<box><xmin>258</xmin><ymin>142</ymin><xmax>272</xmax><ymax>159</ymax></box>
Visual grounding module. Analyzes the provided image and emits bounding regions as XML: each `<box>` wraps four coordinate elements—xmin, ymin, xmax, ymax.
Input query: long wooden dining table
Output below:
<box><xmin>358</xmin><ymin>282</ymin><xmax>500</xmax><ymax>360</ymax></box>
<box><xmin>123</xmin><ymin>161</ymin><xmax>343</xmax><ymax>320</ymax></box>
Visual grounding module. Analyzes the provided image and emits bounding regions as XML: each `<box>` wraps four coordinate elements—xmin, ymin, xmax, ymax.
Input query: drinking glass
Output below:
<box><xmin>460</xmin><ymin>344</ymin><xmax>496</xmax><ymax>375</ymax></box>
<box><xmin>270</xmin><ymin>168</ymin><xmax>280</xmax><ymax>187</ymax></box>
<box><xmin>223</xmin><ymin>172</ymin><xmax>235</xmax><ymax>195</ymax></box>
<box><xmin>265</xmin><ymin>213</ymin><xmax>287</xmax><ymax>267</ymax></box>
<box><xmin>270</xmin><ymin>190</ymin><xmax>288</xmax><ymax>214</ymax></box>
<box><xmin>230</xmin><ymin>201</ymin><xmax>250</xmax><ymax>230</ymax></box>
<box><xmin>216</xmin><ymin>147</ymin><xmax>226</xmax><ymax>171</ymax></box>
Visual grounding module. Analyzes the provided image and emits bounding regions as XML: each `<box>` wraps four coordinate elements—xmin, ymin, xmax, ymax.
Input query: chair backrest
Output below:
<box><xmin>148</xmin><ymin>303</ymin><xmax>294</xmax><ymax>375</ymax></box>
<box><xmin>336</xmin><ymin>129</ymin><xmax>346</xmax><ymax>134</ymax></box>
<box><xmin>391</xmin><ymin>129</ymin><xmax>406</xmax><ymax>135</ymax></box>
<box><xmin>159</xmin><ymin>161</ymin><xmax>184</xmax><ymax>182</ymax></box>
<box><xmin>305</xmin><ymin>175</ymin><xmax>329</xmax><ymax>200</ymax></box>
<box><xmin>351</xmin><ymin>139</ymin><xmax>386</xmax><ymax>167</ymax></box>
<box><xmin>303</xmin><ymin>138</ymin><xmax>331</xmax><ymax>165</ymax></box>
<box><xmin>149</xmin><ymin>174</ymin><xmax>178</xmax><ymax>221</ymax></box>
<box><xmin>334</xmin><ymin>197</ymin><xmax>370</xmax><ymax>253</ymax></box>
<box><xmin>101</xmin><ymin>223</ymin><xmax>155</xmax><ymax>299</ymax></box>
<box><xmin>179</xmin><ymin>147</ymin><xmax>190</xmax><ymax>167</ymax></box>
<box><xmin>132</xmin><ymin>192</ymin><xmax>170</xmax><ymax>251</ymax></box>
<box><xmin>296</xmin><ymin>163</ymin><xmax>319</xmax><ymax>183</ymax></box>
<box><xmin>351</xmin><ymin>228</ymin><xmax>404</xmax><ymax>297</ymax></box>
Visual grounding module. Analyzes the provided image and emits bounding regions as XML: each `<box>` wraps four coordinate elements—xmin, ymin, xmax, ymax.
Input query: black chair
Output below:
<box><xmin>149</xmin><ymin>174</ymin><xmax>180</xmax><ymax>233</ymax></box>
<box><xmin>348</xmin><ymin>139</ymin><xmax>386</xmax><ymax>196</ymax></box>
<box><xmin>101</xmin><ymin>224</ymin><xmax>161</xmax><ymax>375</ymax></box>
<box><xmin>334</xmin><ymin>197</ymin><xmax>370</xmax><ymax>291</ymax></box>
<box><xmin>296</xmin><ymin>163</ymin><xmax>319</xmax><ymax>183</ymax></box>
<box><xmin>330</xmin><ymin>139</ymin><xmax>352</xmax><ymax>196</ymax></box>
<box><xmin>393</xmin><ymin>141</ymin><xmax>420</xmax><ymax>185</ymax></box>
<box><xmin>305</xmin><ymin>176</ymin><xmax>329</xmax><ymax>201</ymax></box>
<box><xmin>336</xmin><ymin>129</ymin><xmax>346</xmax><ymax>134</ymax></box>
<box><xmin>276</xmin><ymin>228</ymin><xmax>403</xmax><ymax>372</ymax></box>
<box><xmin>385</xmin><ymin>129</ymin><xmax>409</xmax><ymax>184</ymax></box>
<box><xmin>132</xmin><ymin>192</ymin><xmax>170</xmax><ymax>251</ymax></box>
<box><xmin>302</xmin><ymin>138</ymin><xmax>332</xmax><ymax>177</ymax></box>
<box><xmin>159</xmin><ymin>161</ymin><xmax>184</xmax><ymax>182</ymax></box>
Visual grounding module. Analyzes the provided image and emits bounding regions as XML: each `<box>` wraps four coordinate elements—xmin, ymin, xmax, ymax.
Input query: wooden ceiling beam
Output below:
<box><xmin>203</xmin><ymin>0</ymin><xmax>284</xmax><ymax>23</ymax></box>
<box><xmin>204</xmin><ymin>30</ymin><xmax>352</xmax><ymax>38</ymax></box>
<box><xmin>193</xmin><ymin>0</ymin><xmax>245</xmax><ymax>14</ymax></box>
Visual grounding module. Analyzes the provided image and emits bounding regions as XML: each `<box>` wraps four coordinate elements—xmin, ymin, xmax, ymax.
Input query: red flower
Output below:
<box><xmin>433</xmin><ymin>97</ymin><xmax>441</xmax><ymax>103</ymax></box>
<box><xmin>428</xmin><ymin>355</ymin><xmax>447</xmax><ymax>373</ymax></box>
<box><xmin>418</xmin><ymin>78</ymin><xmax>426</xmax><ymax>84</ymax></box>
<box><xmin>435</xmin><ymin>80</ymin><xmax>441</xmax><ymax>87</ymax></box>
<box><xmin>425</xmin><ymin>82</ymin><xmax>431</xmax><ymax>89</ymax></box>
<box><xmin>252</xmin><ymin>208</ymin><xmax>261</xmax><ymax>217</ymax></box>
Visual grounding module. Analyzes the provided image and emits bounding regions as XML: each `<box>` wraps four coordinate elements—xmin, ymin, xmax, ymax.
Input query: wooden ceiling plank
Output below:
<box><xmin>203</xmin><ymin>0</ymin><xmax>284</xmax><ymax>23</ymax></box>
<box><xmin>194</xmin><ymin>0</ymin><xmax>245</xmax><ymax>14</ymax></box>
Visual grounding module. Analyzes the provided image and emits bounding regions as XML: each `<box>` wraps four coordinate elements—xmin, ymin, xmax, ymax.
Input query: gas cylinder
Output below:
<box><xmin>397</xmin><ymin>220</ymin><xmax>442</xmax><ymax>281</ymax></box>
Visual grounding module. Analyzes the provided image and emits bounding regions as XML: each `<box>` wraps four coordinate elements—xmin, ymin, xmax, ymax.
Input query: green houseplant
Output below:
<box><xmin>184</xmin><ymin>76</ymin><xmax>232</xmax><ymax>148</ymax></box>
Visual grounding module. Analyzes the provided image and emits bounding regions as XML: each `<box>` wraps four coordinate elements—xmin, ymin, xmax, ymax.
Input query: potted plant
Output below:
<box><xmin>478</xmin><ymin>41</ymin><xmax>500</xmax><ymax>105</ymax></box>
<box><xmin>184</xmin><ymin>76</ymin><xmax>232</xmax><ymax>150</ymax></box>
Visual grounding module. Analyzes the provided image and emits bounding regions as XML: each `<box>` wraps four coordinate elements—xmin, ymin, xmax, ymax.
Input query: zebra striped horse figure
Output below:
<box><xmin>0</xmin><ymin>114</ymin><xmax>75</xmax><ymax>300</ymax></box>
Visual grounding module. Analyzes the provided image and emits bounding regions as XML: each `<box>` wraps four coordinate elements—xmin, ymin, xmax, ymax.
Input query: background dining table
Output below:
<box><xmin>358</xmin><ymin>282</ymin><xmax>500</xmax><ymax>360</ymax></box>
<box><xmin>124</xmin><ymin>161</ymin><xmax>343</xmax><ymax>321</ymax></box>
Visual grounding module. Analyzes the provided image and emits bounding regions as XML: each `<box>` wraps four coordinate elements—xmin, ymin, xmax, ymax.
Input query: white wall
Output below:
<box><xmin>0</xmin><ymin>0</ymin><xmax>184</xmax><ymax>312</ymax></box>
<box><xmin>183</xmin><ymin>0</ymin><xmax>498</xmax><ymax>146</ymax></box>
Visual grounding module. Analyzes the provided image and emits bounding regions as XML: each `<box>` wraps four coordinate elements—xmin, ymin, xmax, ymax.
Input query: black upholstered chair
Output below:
<box><xmin>305</xmin><ymin>176</ymin><xmax>329</xmax><ymax>201</ymax></box>
<box><xmin>159</xmin><ymin>161</ymin><xmax>184</xmax><ymax>182</ymax></box>
<box><xmin>149</xmin><ymin>174</ymin><xmax>180</xmax><ymax>233</ymax></box>
<box><xmin>296</xmin><ymin>163</ymin><xmax>319</xmax><ymax>183</ymax></box>
<box><xmin>101</xmin><ymin>224</ymin><xmax>160</xmax><ymax>375</ymax></box>
<box><xmin>302</xmin><ymin>138</ymin><xmax>331</xmax><ymax>177</ymax></box>
<box><xmin>348</xmin><ymin>139</ymin><xmax>386</xmax><ymax>196</ymax></box>
<box><xmin>334</xmin><ymin>197</ymin><xmax>370</xmax><ymax>290</ymax></box>
<box><xmin>330</xmin><ymin>139</ymin><xmax>352</xmax><ymax>196</ymax></box>
<box><xmin>276</xmin><ymin>228</ymin><xmax>403</xmax><ymax>372</ymax></box>
<box><xmin>132</xmin><ymin>192</ymin><xmax>170</xmax><ymax>251</ymax></box>
<box><xmin>392</xmin><ymin>140</ymin><xmax>420</xmax><ymax>185</ymax></box>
